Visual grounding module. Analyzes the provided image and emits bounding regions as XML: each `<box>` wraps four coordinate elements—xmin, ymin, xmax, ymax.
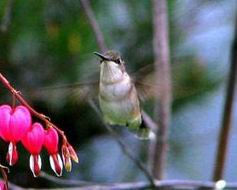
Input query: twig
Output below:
<box><xmin>0</xmin><ymin>0</ymin><xmax>14</xmax><ymax>33</ymax></box>
<box><xmin>8</xmin><ymin>181</ymin><xmax>24</xmax><ymax>190</ymax></box>
<box><xmin>8</xmin><ymin>180</ymin><xmax>237</xmax><ymax>190</ymax></box>
<box><xmin>88</xmin><ymin>100</ymin><xmax>155</xmax><ymax>187</ymax></box>
<box><xmin>79</xmin><ymin>0</ymin><xmax>107</xmax><ymax>52</ymax></box>
<box><xmin>39</xmin><ymin>171</ymin><xmax>95</xmax><ymax>186</ymax></box>
<box><xmin>150</xmin><ymin>0</ymin><xmax>171</xmax><ymax>180</ymax></box>
<box><xmin>212</xmin><ymin>13</ymin><xmax>237</xmax><ymax>181</ymax></box>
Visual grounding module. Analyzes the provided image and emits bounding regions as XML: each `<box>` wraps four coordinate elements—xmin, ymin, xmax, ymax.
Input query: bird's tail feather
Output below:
<box><xmin>135</xmin><ymin>118</ymin><xmax>153</xmax><ymax>140</ymax></box>
<box><xmin>128</xmin><ymin>117</ymin><xmax>153</xmax><ymax>140</ymax></box>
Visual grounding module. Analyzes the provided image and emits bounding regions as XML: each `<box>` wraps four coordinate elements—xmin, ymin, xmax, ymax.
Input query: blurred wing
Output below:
<box><xmin>27</xmin><ymin>81</ymin><xmax>99</xmax><ymax>105</ymax></box>
<box><xmin>132</xmin><ymin>64</ymin><xmax>159</xmax><ymax>101</ymax></box>
<box><xmin>132</xmin><ymin>61</ymin><xmax>223</xmax><ymax>107</ymax></box>
<box><xmin>70</xmin><ymin>81</ymin><xmax>99</xmax><ymax>102</ymax></box>
<box><xmin>134</xmin><ymin>81</ymin><xmax>158</xmax><ymax>101</ymax></box>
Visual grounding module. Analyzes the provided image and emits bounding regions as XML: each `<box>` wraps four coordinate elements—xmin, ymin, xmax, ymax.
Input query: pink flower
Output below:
<box><xmin>44</xmin><ymin>127</ymin><xmax>63</xmax><ymax>176</ymax></box>
<box><xmin>0</xmin><ymin>181</ymin><xmax>7</xmax><ymax>190</ymax></box>
<box><xmin>22</xmin><ymin>122</ymin><xmax>44</xmax><ymax>177</ymax></box>
<box><xmin>0</xmin><ymin>105</ymin><xmax>31</xmax><ymax>165</ymax></box>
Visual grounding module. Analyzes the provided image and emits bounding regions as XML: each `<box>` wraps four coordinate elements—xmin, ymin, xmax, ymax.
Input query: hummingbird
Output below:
<box><xmin>94</xmin><ymin>50</ymin><xmax>151</xmax><ymax>139</ymax></box>
<box><xmin>31</xmin><ymin>50</ymin><xmax>153</xmax><ymax>139</ymax></box>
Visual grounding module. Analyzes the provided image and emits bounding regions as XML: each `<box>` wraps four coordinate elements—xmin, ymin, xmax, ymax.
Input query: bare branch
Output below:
<box><xmin>212</xmin><ymin>13</ymin><xmax>237</xmax><ymax>181</ymax></box>
<box><xmin>39</xmin><ymin>171</ymin><xmax>95</xmax><ymax>186</ymax></box>
<box><xmin>150</xmin><ymin>0</ymin><xmax>172</xmax><ymax>180</ymax></box>
<box><xmin>88</xmin><ymin>100</ymin><xmax>155</xmax><ymax>187</ymax></box>
<box><xmin>8</xmin><ymin>179</ymin><xmax>237</xmax><ymax>190</ymax></box>
<box><xmin>7</xmin><ymin>181</ymin><xmax>24</xmax><ymax>190</ymax></box>
<box><xmin>0</xmin><ymin>0</ymin><xmax>14</xmax><ymax>33</ymax></box>
<box><xmin>79</xmin><ymin>0</ymin><xmax>107</xmax><ymax>52</ymax></box>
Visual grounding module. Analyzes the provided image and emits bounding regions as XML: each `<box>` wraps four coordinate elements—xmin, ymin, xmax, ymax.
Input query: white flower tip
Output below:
<box><xmin>7</xmin><ymin>142</ymin><xmax>18</xmax><ymax>166</ymax></box>
<box><xmin>49</xmin><ymin>154</ymin><xmax>63</xmax><ymax>177</ymax></box>
<box><xmin>8</xmin><ymin>142</ymin><xmax>13</xmax><ymax>166</ymax></box>
<box><xmin>30</xmin><ymin>154</ymin><xmax>42</xmax><ymax>177</ymax></box>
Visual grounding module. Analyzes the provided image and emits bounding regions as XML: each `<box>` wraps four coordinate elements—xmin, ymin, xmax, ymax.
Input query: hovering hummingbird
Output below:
<box><xmin>32</xmin><ymin>50</ymin><xmax>154</xmax><ymax>139</ymax></box>
<box><xmin>94</xmin><ymin>50</ymin><xmax>151</xmax><ymax>139</ymax></box>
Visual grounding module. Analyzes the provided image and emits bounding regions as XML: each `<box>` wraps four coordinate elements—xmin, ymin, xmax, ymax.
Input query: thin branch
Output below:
<box><xmin>0</xmin><ymin>0</ymin><xmax>14</xmax><ymax>33</ymax></box>
<box><xmin>150</xmin><ymin>0</ymin><xmax>172</xmax><ymax>180</ymax></box>
<box><xmin>8</xmin><ymin>182</ymin><xmax>24</xmax><ymax>190</ymax></box>
<box><xmin>88</xmin><ymin>100</ymin><xmax>155</xmax><ymax>187</ymax></box>
<box><xmin>39</xmin><ymin>171</ymin><xmax>95</xmax><ymax>186</ymax></box>
<box><xmin>79</xmin><ymin>0</ymin><xmax>107</xmax><ymax>52</ymax></box>
<box><xmin>8</xmin><ymin>180</ymin><xmax>237</xmax><ymax>190</ymax></box>
<box><xmin>212</xmin><ymin>13</ymin><xmax>237</xmax><ymax>181</ymax></box>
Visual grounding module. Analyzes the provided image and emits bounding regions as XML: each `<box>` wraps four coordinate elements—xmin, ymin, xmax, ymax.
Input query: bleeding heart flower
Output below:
<box><xmin>0</xmin><ymin>181</ymin><xmax>7</xmax><ymax>190</ymax></box>
<box><xmin>22</xmin><ymin>122</ymin><xmax>44</xmax><ymax>177</ymax></box>
<box><xmin>0</xmin><ymin>105</ymin><xmax>31</xmax><ymax>165</ymax></box>
<box><xmin>44</xmin><ymin>127</ymin><xmax>63</xmax><ymax>176</ymax></box>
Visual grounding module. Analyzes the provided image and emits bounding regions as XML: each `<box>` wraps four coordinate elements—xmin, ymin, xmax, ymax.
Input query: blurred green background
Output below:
<box><xmin>0</xmin><ymin>0</ymin><xmax>237</xmax><ymax>188</ymax></box>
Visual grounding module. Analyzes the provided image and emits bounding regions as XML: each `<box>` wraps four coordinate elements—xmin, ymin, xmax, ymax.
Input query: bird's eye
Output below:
<box><xmin>115</xmin><ymin>58</ymin><xmax>121</xmax><ymax>65</ymax></box>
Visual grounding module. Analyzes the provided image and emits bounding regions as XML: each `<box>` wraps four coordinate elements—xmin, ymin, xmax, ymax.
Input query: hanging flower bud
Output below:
<box><xmin>61</xmin><ymin>145</ymin><xmax>72</xmax><ymax>172</ymax></box>
<box><xmin>68</xmin><ymin>145</ymin><xmax>79</xmax><ymax>163</ymax></box>
<box><xmin>0</xmin><ymin>105</ymin><xmax>31</xmax><ymax>165</ymax></box>
<box><xmin>44</xmin><ymin>127</ymin><xmax>63</xmax><ymax>176</ymax></box>
<box><xmin>22</xmin><ymin>123</ymin><xmax>44</xmax><ymax>177</ymax></box>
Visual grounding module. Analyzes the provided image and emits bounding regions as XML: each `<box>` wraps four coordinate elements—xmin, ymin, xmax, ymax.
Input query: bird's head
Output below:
<box><xmin>94</xmin><ymin>50</ymin><xmax>126</xmax><ymax>83</ymax></box>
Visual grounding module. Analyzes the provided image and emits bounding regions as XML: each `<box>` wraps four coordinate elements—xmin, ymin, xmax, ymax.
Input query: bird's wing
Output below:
<box><xmin>131</xmin><ymin>64</ymin><xmax>159</xmax><ymax>101</ymax></box>
<box><xmin>27</xmin><ymin>80</ymin><xmax>99</xmax><ymax>105</ymax></box>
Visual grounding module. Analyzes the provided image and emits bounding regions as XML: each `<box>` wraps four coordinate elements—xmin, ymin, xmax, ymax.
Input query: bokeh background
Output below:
<box><xmin>0</xmin><ymin>0</ymin><xmax>237</xmax><ymax>188</ymax></box>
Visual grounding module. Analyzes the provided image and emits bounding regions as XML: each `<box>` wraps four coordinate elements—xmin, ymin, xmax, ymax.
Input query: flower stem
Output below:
<box><xmin>0</xmin><ymin>73</ymin><xmax>72</xmax><ymax>149</ymax></box>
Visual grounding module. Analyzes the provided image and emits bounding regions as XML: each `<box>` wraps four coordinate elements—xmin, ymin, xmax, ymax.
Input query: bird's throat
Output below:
<box><xmin>100</xmin><ymin>61</ymin><xmax>124</xmax><ymax>84</ymax></box>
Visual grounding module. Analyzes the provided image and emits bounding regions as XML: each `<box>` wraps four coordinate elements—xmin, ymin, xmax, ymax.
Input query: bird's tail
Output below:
<box><xmin>136</xmin><ymin>118</ymin><xmax>154</xmax><ymax>140</ymax></box>
<box><xmin>128</xmin><ymin>117</ymin><xmax>154</xmax><ymax>140</ymax></box>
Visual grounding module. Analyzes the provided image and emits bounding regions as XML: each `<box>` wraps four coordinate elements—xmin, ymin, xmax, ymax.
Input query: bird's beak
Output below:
<box><xmin>94</xmin><ymin>52</ymin><xmax>110</xmax><ymax>61</ymax></box>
